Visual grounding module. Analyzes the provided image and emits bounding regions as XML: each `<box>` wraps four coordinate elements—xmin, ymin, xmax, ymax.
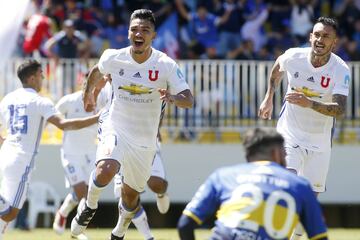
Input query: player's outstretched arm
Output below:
<box><xmin>83</xmin><ymin>65</ymin><xmax>104</xmax><ymax>112</ymax></box>
<box><xmin>158</xmin><ymin>89</ymin><xmax>193</xmax><ymax>108</ymax></box>
<box><xmin>258</xmin><ymin>57</ymin><xmax>284</xmax><ymax>120</ymax></box>
<box><xmin>47</xmin><ymin>113</ymin><xmax>99</xmax><ymax>131</ymax></box>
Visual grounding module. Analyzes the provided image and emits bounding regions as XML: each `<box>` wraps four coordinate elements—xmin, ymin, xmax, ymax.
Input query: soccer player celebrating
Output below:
<box><xmin>0</xmin><ymin>59</ymin><xmax>99</xmax><ymax>238</ymax></box>
<box><xmin>258</xmin><ymin>17</ymin><xmax>350</xmax><ymax>239</ymax></box>
<box><xmin>97</xmin><ymin>75</ymin><xmax>170</xmax><ymax>240</ymax></box>
<box><xmin>178</xmin><ymin>127</ymin><xmax>328</xmax><ymax>240</ymax></box>
<box><xmin>71</xmin><ymin>9</ymin><xmax>193</xmax><ymax>240</ymax></box>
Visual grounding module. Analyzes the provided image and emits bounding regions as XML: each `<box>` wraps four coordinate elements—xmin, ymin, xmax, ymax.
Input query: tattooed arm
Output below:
<box><xmin>258</xmin><ymin>58</ymin><xmax>284</xmax><ymax>119</ymax></box>
<box><xmin>310</xmin><ymin>94</ymin><xmax>347</xmax><ymax>117</ymax></box>
<box><xmin>266</xmin><ymin>58</ymin><xmax>284</xmax><ymax>97</ymax></box>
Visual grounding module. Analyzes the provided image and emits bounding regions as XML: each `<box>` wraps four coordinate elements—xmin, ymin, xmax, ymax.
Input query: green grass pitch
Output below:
<box><xmin>4</xmin><ymin>228</ymin><xmax>360</xmax><ymax>240</ymax></box>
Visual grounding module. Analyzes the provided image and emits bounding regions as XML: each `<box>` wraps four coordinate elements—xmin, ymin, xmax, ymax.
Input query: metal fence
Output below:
<box><xmin>1</xmin><ymin>58</ymin><xmax>359</xmax><ymax>143</ymax></box>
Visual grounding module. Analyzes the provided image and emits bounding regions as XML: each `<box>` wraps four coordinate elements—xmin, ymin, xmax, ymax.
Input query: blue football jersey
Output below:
<box><xmin>183</xmin><ymin>161</ymin><xmax>328</xmax><ymax>240</ymax></box>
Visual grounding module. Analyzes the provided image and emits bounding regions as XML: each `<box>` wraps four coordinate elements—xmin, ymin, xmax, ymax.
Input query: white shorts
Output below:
<box><xmin>96</xmin><ymin>132</ymin><xmax>155</xmax><ymax>193</ymax></box>
<box><xmin>113</xmin><ymin>143</ymin><xmax>166</xmax><ymax>198</ymax></box>
<box><xmin>61</xmin><ymin>149</ymin><xmax>96</xmax><ymax>188</ymax></box>
<box><xmin>285</xmin><ymin>142</ymin><xmax>331</xmax><ymax>192</ymax></box>
<box><xmin>0</xmin><ymin>144</ymin><xmax>34</xmax><ymax>209</ymax></box>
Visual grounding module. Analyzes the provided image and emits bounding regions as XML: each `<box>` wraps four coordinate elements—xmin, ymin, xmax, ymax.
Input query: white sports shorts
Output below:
<box><xmin>61</xmin><ymin>149</ymin><xmax>96</xmax><ymax>187</ymax></box>
<box><xmin>285</xmin><ymin>141</ymin><xmax>331</xmax><ymax>193</ymax></box>
<box><xmin>96</xmin><ymin>132</ymin><xmax>155</xmax><ymax>193</ymax></box>
<box><xmin>0</xmin><ymin>144</ymin><xmax>34</xmax><ymax>209</ymax></box>
<box><xmin>113</xmin><ymin>141</ymin><xmax>166</xmax><ymax>198</ymax></box>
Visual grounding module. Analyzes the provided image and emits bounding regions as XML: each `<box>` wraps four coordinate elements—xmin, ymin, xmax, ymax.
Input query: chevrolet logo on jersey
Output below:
<box><xmin>292</xmin><ymin>86</ymin><xmax>322</xmax><ymax>98</ymax></box>
<box><xmin>118</xmin><ymin>84</ymin><xmax>153</xmax><ymax>95</ymax></box>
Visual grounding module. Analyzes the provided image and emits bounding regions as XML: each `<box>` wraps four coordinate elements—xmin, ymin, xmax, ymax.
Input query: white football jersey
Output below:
<box><xmin>56</xmin><ymin>88</ymin><xmax>108</xmax><ymax>154</ymax></box>
<box><xmin>277</xmin><ymin>47</ymin><xmax>350</xmax><ymax>151</ymax></box>
<box><xmin>98</xmin><ymin>47</ymin><xmax>190</xmax><ymax>148</ymax></box>
<box><xmin>0</xmin><ymin>88</ymin><xmax>58</xmax><ymax>154</ymax></box>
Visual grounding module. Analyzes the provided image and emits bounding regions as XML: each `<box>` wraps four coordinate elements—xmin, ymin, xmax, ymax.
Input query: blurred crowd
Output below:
<box><xmin>16</xmin><ymin>0</ymin><xmax>360</xmax><ymax>61</ymax></box>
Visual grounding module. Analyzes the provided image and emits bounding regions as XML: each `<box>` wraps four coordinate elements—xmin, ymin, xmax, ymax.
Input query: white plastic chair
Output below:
<box><xmin>27</xmin><ymin>181</ymin><xmax>60</xmax><ymax>229</ymax></box>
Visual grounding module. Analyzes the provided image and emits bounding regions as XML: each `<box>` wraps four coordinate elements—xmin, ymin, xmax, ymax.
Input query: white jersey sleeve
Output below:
<box><xmin>55</xmin><ymin>94</ymin><xmax>72</xmax><ymax>115</ymax></box>
<box><xmin>166</xmin><ymin>61</ymin><xmax>190</xmax><ymax>95</ymax></box>
<box><xmin>332</xmin><ymin>61</ymin><xmax>351</xmax><ymax>96</ymax></box>
<box><xmin>38</xmin><ymin>97</ymin><xmax>58</xmax><ymax>121</ymax></box>
<box><xmin>278</xmin><ymin>48</ymin><xmax>300</xmax><ymax>72</ymax></box>
<box><xmin>98</xmin><ymin>49</ymin><xmax>119</xmax><ymax>74</ymax></box>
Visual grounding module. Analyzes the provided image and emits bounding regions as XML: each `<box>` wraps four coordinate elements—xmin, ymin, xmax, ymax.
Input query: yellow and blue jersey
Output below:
<box><xmin>183</xmin><ymin>161</ymin><xmax>328</xmax><ymax>240</ymax></box>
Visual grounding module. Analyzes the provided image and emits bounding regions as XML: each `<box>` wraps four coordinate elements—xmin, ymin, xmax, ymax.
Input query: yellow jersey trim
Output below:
<box><xmin>183</xmin><ymin>210</ymin><xmax>203</xmax><ymax>225</ymax></box>
<box><xmin>310</xmin><ymin>232</ymin><xmax>328</xmax><ymax>240</ymax></box>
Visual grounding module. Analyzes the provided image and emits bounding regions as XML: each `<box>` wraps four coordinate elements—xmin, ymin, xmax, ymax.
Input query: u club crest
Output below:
<box><xmin>148</xmin><ymin>70</ymin><xmax>159</xmax><ymax>81</ymax></box>
<box><xmin>321</xmin><ymin>76</ymin><xmax>330</xmax><ymax>88</ymax></box>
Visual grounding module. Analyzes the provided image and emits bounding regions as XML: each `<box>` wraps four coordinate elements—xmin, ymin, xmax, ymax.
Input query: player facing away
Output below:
<box><xmin>52</xmin><ymin>85</ymin><xmax>109</xmax><ymax>239</ymax></box>
<box><xmin>258</xmin><ymin>17</ymin><xmax>350</xmax><ymax>240</ymax></box>
<box><xmin>177</xmin><ymin>128</ymin><xmax>329</xmax><ymax>240</ymax></box>
<box><xmin>71</xmin><ymin>9</ymin><xmax>193</xmax><ymax>240</ymax></box>
<box><xmin>0</xmin><ymin>59</ymin><xmax>99</xmax><ymax>239</ymax></box>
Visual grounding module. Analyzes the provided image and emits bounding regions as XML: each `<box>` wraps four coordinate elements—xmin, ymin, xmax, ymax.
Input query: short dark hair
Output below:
<box><xmin>130</xmin><ymin>9</ymin><xmax>155</xmax><ymax>28</ymax></box>
<box><xmin>316</xmin><ymin>17</ymin><xmax>338</xmax><ymax>34</ymax></box>
<box><xmin>17</xmin><ymin>59</ymin><xmax>42</xmax><ymax>84</ymax></box>
<box><xmin>243</xmin><ymin>128</ymin><xmax>284</xmax><ymax>160</ymax></box>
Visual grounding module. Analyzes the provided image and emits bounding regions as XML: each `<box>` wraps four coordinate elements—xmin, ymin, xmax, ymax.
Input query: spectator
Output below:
<box><xmin>290</xmin><ymin>0</ymin><xmax>315</xmax><ymax>45</ymax></box>
<box><xmin>351</xmin><ymin>19</ymin><xmax>360</xmax><ymax>60</ymax></box>
<box><xmin>23</xmin><ymin>9</ymin><xmax>53</xmax><ymax>57</ymax></box>
<box><xmin>267</xmin><ymin>0</ymin><xmax>291</xmax><ymax>33</ymax></box>
<box><xmin>227</xmin><ymin>39</ymin><xmax>257</xmax><ymax>60</ymax></box>
<box><xmin>267</xmin><ymin>19</ymin><xmax>296</xmax><ymax>54</ymax></box>
<box><xmin>333</xmin><ymin>0</ymin><xmax>360</xmax><ymax>38</ymax></box>
<box><xmin>100</xmin><ymin>14</ymin><xmax>129</xmax><ymax>49</ymax></box>
<box><xmin>71</xmin><ymin>3</ymin><xmax>105</xmax><ymax>57</ymax></box>
<box><xmin>241</xmin><ymin>0</ymin><xmax>269</xmax><ymax>52</ymax></box>
<box><xmin>44</xmin><ymin>19</ymin><xmax>90</xmax><ymax>60</ymax></box>
<box><xmin>216</xmin><ymin>0</ymin><xmax>246</xmax><ymax>58</ymax></box>
<box><xmin>176</xmin><ymin>0</ymin><xmax>233</xmax><ymax>59</ymax></box>
<box><xmin>197</xmin><ymin>0</ymin><xmax>222</xmax><ymax>14</ymax></box>
<box><xmin>143</xmin><ymin>0</ymin><xmax>173</xmax><ymax>28</ymax></box>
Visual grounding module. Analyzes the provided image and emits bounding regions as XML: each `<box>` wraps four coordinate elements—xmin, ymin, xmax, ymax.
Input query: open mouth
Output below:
<box><xmin>134</xmin><ymin>39</ymin><xmax>144</xmax><ymax>48</ymax></box>
<box><xmin>315</xmin><ymin>43</ymin><xmax>325</xmax><ymax>51</ymax></box>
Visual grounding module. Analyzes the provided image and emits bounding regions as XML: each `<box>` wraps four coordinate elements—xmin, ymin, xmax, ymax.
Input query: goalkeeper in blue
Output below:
<box><xmin>177</xmin><ymin>127</ymin><xmax>328</xmax><ymax>240</ymax></box>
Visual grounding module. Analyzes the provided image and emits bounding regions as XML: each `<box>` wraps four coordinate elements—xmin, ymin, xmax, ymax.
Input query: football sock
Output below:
<box><xmin>131</xmin><ymin>206</ymin><xmax>153</xmax><ymax>240</ymax></box>
<box><xmin>0</xmin><ymin>194</ymin><xmax>10</xmax><ymax>239</ymax></box>
<box><xmin>86</xmin><ymin>170</ymin><xmax>106</xmax><ymax>209</ymax></box>
<box><xmin>59</xmin><ymin>193</ymin><xmax>78</xmax><ymax>217</ymax></box>
<box><xmin>112</xmin><ymin>200</ymin><xmax>139</xmax><ymax>238</ymax></box>
<box><xmin>0</xmin><ymin>218</ymin><xmax>7</xmax><ymax>239</ymax></box>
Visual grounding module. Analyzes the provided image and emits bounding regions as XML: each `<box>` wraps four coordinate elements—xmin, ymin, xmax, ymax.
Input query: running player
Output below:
<box><xmin>71</xmin><ymin>9</ymin><xmax>193</xmax><ymax>240</ymax></box>
<box><xmin>258</xmin><ymin>16</ymin><xmax>350</xmax><ymax>239</ymax></box>
<box><xmin>0</xmin><ymin>59</ymin><xmax>99</xmax><ymax>238</ymax></box>
<box><xmin>93</xmin><ymin>74</ymin><xmax>169</xmax><ymax>240</ymax></box>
